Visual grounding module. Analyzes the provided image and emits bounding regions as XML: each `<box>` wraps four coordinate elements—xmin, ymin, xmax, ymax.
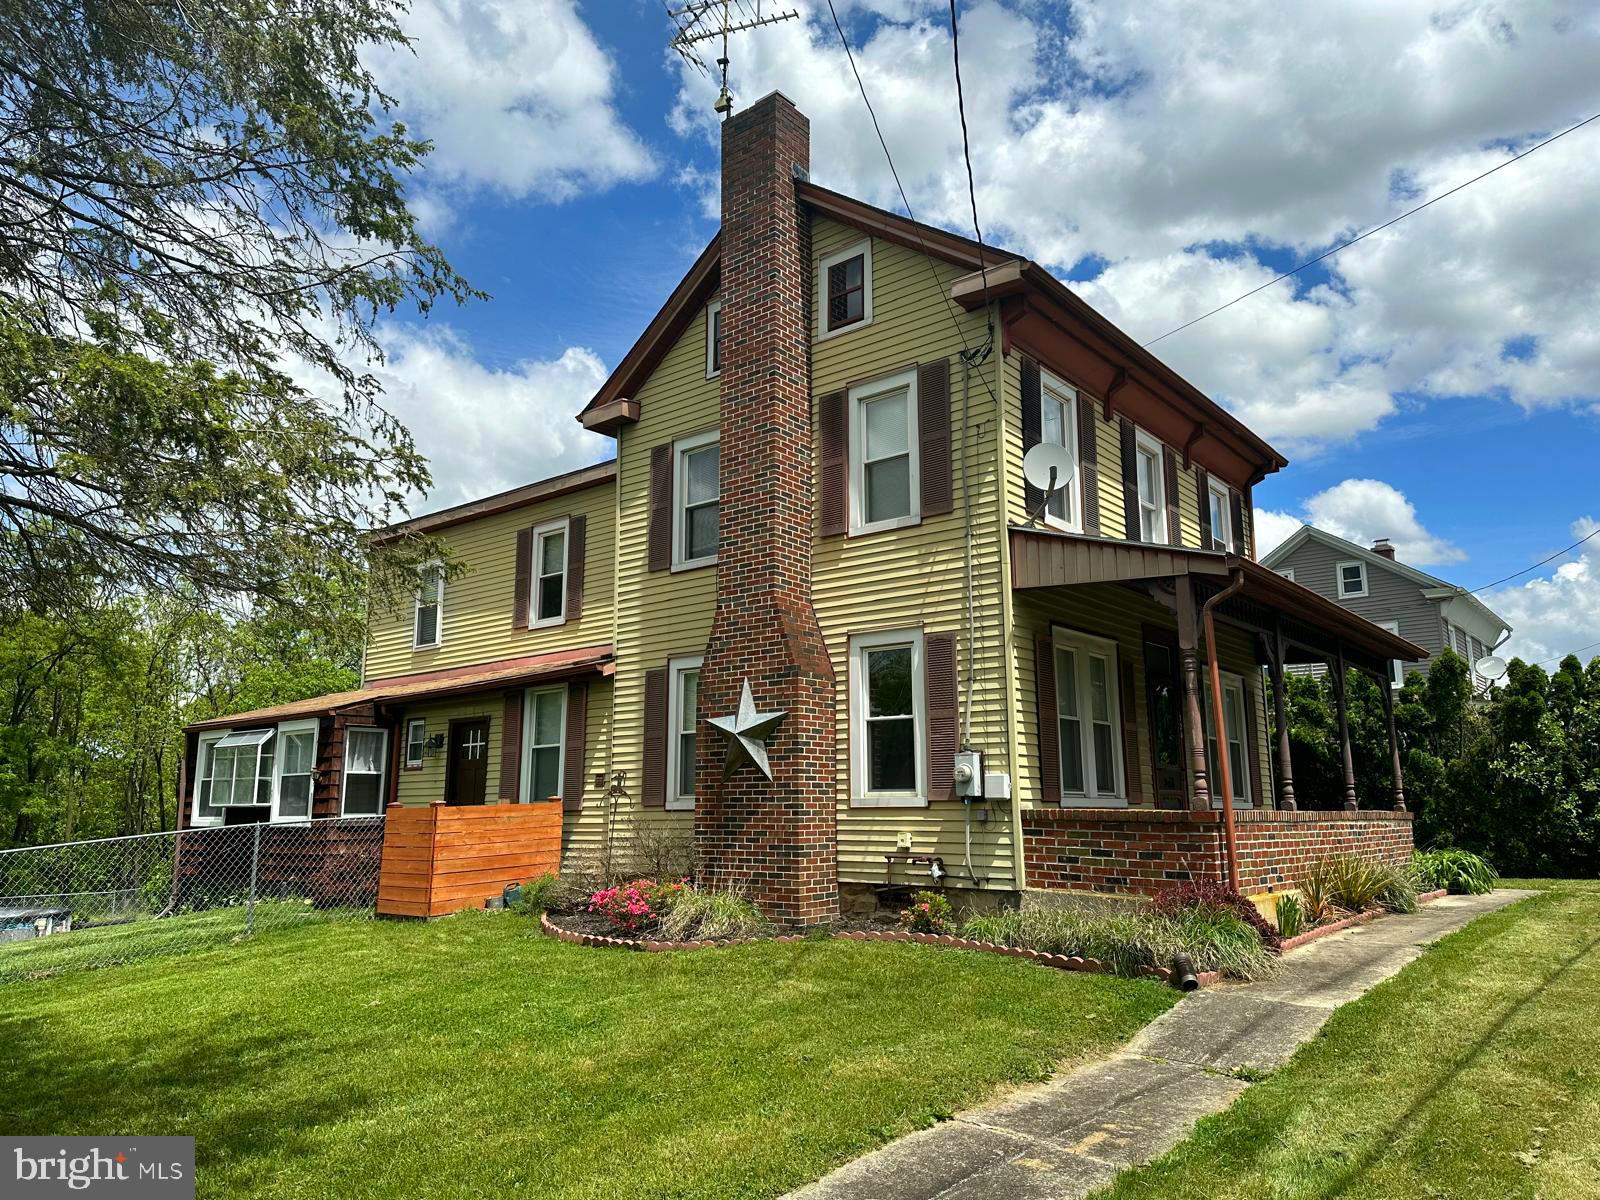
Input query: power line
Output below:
<box><xmin>1142</xmin><ymin>110</ymin><xmax>1600</xmax><ymax>349</ymax></box>
<box><xmin>1471</xmin><ymin>524</ymin><xmax>1600</xmax><ymax>594</ymax></box>
<box><xmin>947</xmin><ymin>0</ymin><xmax>990</xmax><ymax>325</ymax></box>
<box><xmin>1537</xmin><ymin>640</ymin><xmax>1600</xmax><ymax>668</ymax></box>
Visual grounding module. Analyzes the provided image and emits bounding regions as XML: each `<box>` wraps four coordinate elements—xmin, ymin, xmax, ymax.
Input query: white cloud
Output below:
<box><xmin>1263</xmin><ymin>479</ymin><xmax>1464</xmax><ymax>566</ymax></box>
<box><xmin>1491</xmin><ymin>518</ymin><xmax>1600</xmax><ymax>667</ymax></box>
<box><xmin>375</xmin><ymin>0</ymin><xmax>656</xmax><ymax>201</ymax></box>
<box><xmin>667</xmin><ymin>1</ymin><xmax>1600</xmax><ymax>448</ymax></box>
<box><xmin>1253</xmin><ymin>508</ymin><xmax>1304</xmax><ymax>559</ymax></box>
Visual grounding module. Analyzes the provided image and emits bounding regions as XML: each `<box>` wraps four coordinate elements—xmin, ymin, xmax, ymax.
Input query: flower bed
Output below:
<box><xmin>1277</xmin><ymin>887</ymin><xmax>1448</xmax><ymax>952</ymax></box>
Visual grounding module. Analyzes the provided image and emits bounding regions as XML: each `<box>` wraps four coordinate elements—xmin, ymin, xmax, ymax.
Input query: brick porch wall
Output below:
<box><xmin>1022</xmin><ymin>808</ymin><xmax>1414</xmax><ymax>897</ymax></box>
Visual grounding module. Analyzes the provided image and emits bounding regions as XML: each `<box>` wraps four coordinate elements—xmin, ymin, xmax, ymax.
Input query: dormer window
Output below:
<box><xmin>705</xmin><ymin>298</ymin><xmax>722</xmax><ymax>378</ymax></box>
<box><xmin>819</xmin><ymin>240</ymin><xmax>872</xmax><ymax>338</ymax></box>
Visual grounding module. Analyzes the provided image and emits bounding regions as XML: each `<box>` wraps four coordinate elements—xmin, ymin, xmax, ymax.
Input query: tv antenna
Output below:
<box><xmin>667</xmin><ymin>0</ymin><xmax>799</xmax><ymax>118</ymax></box>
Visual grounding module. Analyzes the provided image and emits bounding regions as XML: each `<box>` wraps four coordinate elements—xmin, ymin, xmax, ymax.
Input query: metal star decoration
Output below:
<box><xmin>707</xmin><ymin>679</ymin><xmax>787</xmax><ymax>781</ymax></box>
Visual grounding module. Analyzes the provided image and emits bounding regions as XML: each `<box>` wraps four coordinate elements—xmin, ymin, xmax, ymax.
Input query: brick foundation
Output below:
<box><xmin>1022</xmin><ymin>807</ymin><xmax>1414</xmax><ymax>897</ymax></box>
<box><xmin>694</xmin><ymin>93</ymin><xmax>839</xmax><ymax>926</ymax></box>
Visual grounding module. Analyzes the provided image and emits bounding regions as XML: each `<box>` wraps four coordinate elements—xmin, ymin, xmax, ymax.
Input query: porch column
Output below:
<box><xmin>1332</xmin><ymin>642</ymin><xmax>1358</xmax><ymax>810</ymax></box>
<box><xmin>1261</xmin><ymin>628</ymin><xmax>1296</xmax><ymax>810</ymax></box>
<box><xmin>1381</xmin><ymin>680</ymin><xmax>1407</xmax><ymax>811</ymax></box>
<box><xmin>1176</xmin><ymin>577</ymin><xmax>1211</xmax><ymax>810</ymax></box>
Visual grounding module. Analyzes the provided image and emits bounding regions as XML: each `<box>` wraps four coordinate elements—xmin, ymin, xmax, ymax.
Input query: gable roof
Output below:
<box><xmin>574</xmin><ymin>182</ymin><xmax>1287</xmax><ymax>485</ymax></box>
<box><xmin>372</xmin><ymin>460</ymin><xmax>616</xmax><ymax>545</ymax></box>
<box><xmin>1262</xmin><ymin>524</ymin><xmax>1511</xmax><ymax>639</ymax></box>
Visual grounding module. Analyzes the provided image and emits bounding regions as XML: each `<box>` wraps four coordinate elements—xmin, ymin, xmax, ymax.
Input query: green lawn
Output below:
<box><xmin>1096</xmin><ymin>881</ymin><xmax>1600</xmax><ymax>1200</ymax></box>
<box><xmin>0</xmin><ymin>912</ymin><xmax>1175</xmax><ymax>1199</ymax></box>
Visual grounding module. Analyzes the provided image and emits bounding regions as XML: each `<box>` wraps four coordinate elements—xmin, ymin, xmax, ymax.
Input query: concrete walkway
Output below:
<box><xmin>789</xmin><ymin>890</ymin><xmax>1532</xmax><ymax>1200</ymax></box>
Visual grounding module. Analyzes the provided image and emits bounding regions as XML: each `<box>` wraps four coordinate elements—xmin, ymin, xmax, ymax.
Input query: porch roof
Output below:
<box><xmin>1008</xmin><ymin>526</ymin><xmax>1426</xmax><ymax>669</ymax></box>
<box><xmin>185</xmin><ymin>644</ymin><xmax>615</xmax><ymax>733</ymax></box>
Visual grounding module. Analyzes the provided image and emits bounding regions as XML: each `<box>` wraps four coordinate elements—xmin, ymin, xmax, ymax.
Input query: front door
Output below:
<box><xmin>1142</xmin><ymin>633</ymin><xmax>1188</xmax><ymax>809</ymax></box>
<box><xmin>445</xmin><ymin>718</ymin><xmax>490</xmax><ymax>806</ymax></box>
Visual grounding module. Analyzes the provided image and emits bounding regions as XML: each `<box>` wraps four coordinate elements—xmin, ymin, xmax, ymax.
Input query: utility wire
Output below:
<box><xmin>1470</xmin><ymin>524</ymin><xmax>1600</xmax><ymax>594</ymax></box>
<box><xmin>947</xmin><ymin>0</ymin><xmax>991</xmax><ymax>326</ymax></box>
<box><xmin>1142</xmin><ymin>110</ymin><xmax>1600</xmax><ymax>349</ymax></box>
<box><xmin>1537</xmin><ymin>640</ymin><xmax>1600</xmax><ymax>668</ymax></box>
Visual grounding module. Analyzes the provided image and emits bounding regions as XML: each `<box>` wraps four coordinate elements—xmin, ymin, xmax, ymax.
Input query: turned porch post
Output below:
<box><xmin>1381</xmin><ymin>679</ymin><xmax>1407</xmax><ymax>811</ymax></box>
<box><xmin>1176</xmin><ymin>577</ymin><xmax>1211</xmax><ymax>809</ymax></box>
<box><xmin>1262</xmin><ymin>626</ymin><xmax>1296</xmax><ymax>810</ymax></box>
<box><xmin>1332</xmin><ymin>642</ymin><xmax>1358</xmax><ymax>810</ymax></box>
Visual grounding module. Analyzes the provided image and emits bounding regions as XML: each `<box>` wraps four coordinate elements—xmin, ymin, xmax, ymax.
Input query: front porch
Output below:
<box><xmin>1010</xmin><ymin>527</ymin><xmax>1425</xmax><ymax>897</ymax></box>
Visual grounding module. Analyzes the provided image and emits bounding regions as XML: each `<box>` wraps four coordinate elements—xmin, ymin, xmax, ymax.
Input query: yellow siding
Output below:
<box><xmin>393</xmin><ymin>695</ymin><xmax>504</xmax><ymax>806</ymax></box>
<box><xmin>365</xmin><ymin>481</ymin><xmax>616</xmax><ymax>680</ymax></box>
<box><xmin>810</xmin><ymin>218</ymin><xmax>1013</xmax><ymax>891</ymax></box>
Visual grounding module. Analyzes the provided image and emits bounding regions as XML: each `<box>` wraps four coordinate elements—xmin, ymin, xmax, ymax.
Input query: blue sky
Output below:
<box><xmin>356</xmin><ymin>0</ymin><xmax>1600</xmax><ymax>666</ymax></box>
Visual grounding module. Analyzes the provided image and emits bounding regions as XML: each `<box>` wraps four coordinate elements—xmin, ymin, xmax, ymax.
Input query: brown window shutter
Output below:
<box><xmin>918</xmin><ymin>358</ymin><xmax>952</xmax><ymax>517</ymax></box>
<box><xmin>513</xmin><ymin>526</ymin><xmax>533</xmax><ymax>629</ymax></box>
<box><xmin>818</xmin><ymin>389</ymin><xmax>849</xmax><ymax>536</ymax></box>
<box><xmin>1034</xmin><ymin>633</ymin><xmax>1061</xmax><ymax>804</ymax></box>
<box><xmin>563</xmin><ymin>682</ymin><xmax>587</xmax><ymax>812</ymax></box>
<box><xmin>1120</xmin><ymin>658</ymin><xmax>1142</xmax><ymax>803</ymax></box>
<box><xmin>1244</xmin><ymin>683</ymin><xmax>1265</xmax><ymax>807</ymax></box>
<box><xmin>1164</xmin><ymin>451</ymin><xmax>1182</xmax><ymax>547</ymax></box>
<box><xmin>499</xmin><ymin>691</ymin><xmax>523</xmax><ymax>801</ymax></box>
<box><xmin>641</xmin><ymin>667</ymin><xmax>668</xmax><ymax>806</ymax></box>
<box><xmin>1077</xmin><ymin>395</ymin><xmax>1100</xmax><ymax>535</ymax></box>
<box><xmin>924</xmin><ymin>632</ymin><xmax>958</xmax><ymax>802</ymax></box>
<box><xmin>1196</xmin><ymin>467</ymin><xmax>1213</xmax><ymax>549</ymax></box>
<box><xmin>1020</xmin><ymin>356</ymin><xmax>1043</xmax><ymax>514</ymax></box>
<box><xmin>648</xmin><ymin>444</ymin><xmax>672</xmax><ymax>571</ymax></box>
<box><xmin>565</xmin><ymin>514</ymin><xmax>586</xmax><ymax>621</ymax></box>
<box><xmin>1118</xmin><ymin>417</ymin><xmax>1139</xmax><ymax>541</ymax></box>
<box><xmin>1231</xmin><ymin>489</ymin><xmax>1247</xmax><ymax>557</ymax></box>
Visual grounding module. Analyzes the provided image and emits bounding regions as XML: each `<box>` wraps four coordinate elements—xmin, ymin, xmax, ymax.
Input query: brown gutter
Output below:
<box><xmin>1201</xmin><ymin>568</ymin><xmax>1247</xmax><ymax>891</ymax></box>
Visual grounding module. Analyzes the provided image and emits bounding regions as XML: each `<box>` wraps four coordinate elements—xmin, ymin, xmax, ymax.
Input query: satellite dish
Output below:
<box><xmin>1474</xmin><ymin>655</ymin><xmax>1508</xmax><ymax>682</ymax></box>
<box><xmin>1023</xmin><ymin>443</ymin><xmax>1075</xmax><ymax>497</ymax></box>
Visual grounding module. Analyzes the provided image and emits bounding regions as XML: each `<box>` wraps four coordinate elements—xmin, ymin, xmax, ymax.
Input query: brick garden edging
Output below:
<box><xmin>539</xmin><ymin>889</ymin><xmax>1452</xmax><ymax>990</ymax></box>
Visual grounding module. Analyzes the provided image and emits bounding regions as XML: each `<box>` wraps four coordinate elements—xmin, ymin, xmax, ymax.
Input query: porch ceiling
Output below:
<box><xmin>1008</xmin><ymin>526</ymin><xmax>1426</xmax><ymax>671</ymax></box>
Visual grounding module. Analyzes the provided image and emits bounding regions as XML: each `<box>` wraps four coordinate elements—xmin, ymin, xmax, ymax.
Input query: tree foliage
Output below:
<box><xmin>0</xmin><ymin>0</ymin><xmax>475</xmax><ymax>624</ymax></box>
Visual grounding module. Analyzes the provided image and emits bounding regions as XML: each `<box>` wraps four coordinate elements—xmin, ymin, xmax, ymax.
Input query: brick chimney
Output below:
<box><xmin>694</xmin><ymin>94</ymin><xmax>839</xmax><ymax>926</ymax></box>
<box><xmin>1372</xmin><ymin>538</ymin><xmax>1396</xmax><ymax>560</ymax></box>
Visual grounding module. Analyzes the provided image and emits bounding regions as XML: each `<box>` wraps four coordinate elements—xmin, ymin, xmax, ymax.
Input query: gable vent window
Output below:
<box><xmin>819</xmin><ymin>240</ymin><xmax>873</xmax><ymax>337</ymax></box>
<box><xmin>414</xmin><ymin>564</ymin><xmax>443</xmax><ymax>648</ymax></box>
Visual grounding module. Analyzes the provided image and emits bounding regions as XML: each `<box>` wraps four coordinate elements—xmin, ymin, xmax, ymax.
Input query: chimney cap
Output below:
<box><xmin>1371</xmin><ymin>537</ymin><xmax>1396</xmax><ymax>559</ymax></box>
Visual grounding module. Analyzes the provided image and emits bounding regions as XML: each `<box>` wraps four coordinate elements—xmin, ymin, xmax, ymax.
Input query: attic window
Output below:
<box><xmin>706</xmin><ymin>298</ymin><xmax>722</xmax><ymax>378</ymax></box>
<box><xmin>1337</xmin><ymin>560</ymin><xmax>1369</xmax><ymax>599</ymax></box>
<box><xmin>820</xmin><ymin>240</ymin><xmax>872</xmax><ymax>337</ymax></box>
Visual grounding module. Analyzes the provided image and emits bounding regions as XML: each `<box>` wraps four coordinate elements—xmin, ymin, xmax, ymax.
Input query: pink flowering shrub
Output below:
<box><xmin>899</xmin><ymin>890</ymin><xmax>955</xmax><ymax>935</ymax></box>
<box><xmin>587</xmin><ymin>879</ymin><xmax>687</xmax><ymax>933</ymax></box>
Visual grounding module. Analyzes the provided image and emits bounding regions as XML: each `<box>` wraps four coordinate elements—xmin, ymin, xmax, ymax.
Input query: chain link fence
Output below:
<box><xmin>0</xmin><ymin>815</ymin><xmax>386</xmax><ymax>983</ymax></box>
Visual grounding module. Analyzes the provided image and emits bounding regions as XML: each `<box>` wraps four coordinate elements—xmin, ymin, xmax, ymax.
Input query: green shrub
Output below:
<box><xmin>899</xmin><ymin>891</ymin><xmax>955</xmax><ymax>934</ymax></box>
<box><xmin>960</xmin><ymin>905</ymin><xmax>1272</xmax><ymax>981</ymax></box>
<box><xmin>1274</xmin><ymin>893</ymin><xmax>1305</xmax><ymax>940</ymax></box>
<box><xmin>511</xmin><ymin>873</ymin><xmax>563</xmax><ymax>915</ymax></box>
<box><xmin>1375</xmin><ymin>862</ymin><xmax>1420</xmax><ymax>914</ymax></box>
<box><xmin>1414</xmin><ymin>848</ymin><xmax>1497</xmax><ymax>895</ymax></box>
<box><xmin>657</xmin><ymin>887</ymin><xmax>771</xmax><ymax>941</ymax></box>
<box><xmin>1298</xmin><ymin>856</ymin><xmax>1389</xmax><ymax>917</ymax></box>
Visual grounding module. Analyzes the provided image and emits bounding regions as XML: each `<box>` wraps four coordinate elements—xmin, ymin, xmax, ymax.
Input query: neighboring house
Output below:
<box><xmin>1261</xmin><ymin>527</ymin><xmax>1510</xmax><ymax>688</ymax></box>
<box><xmin>182</xmin><ymin>94</ymin><xmax>1424</xmax><ymax>922</ymax></box>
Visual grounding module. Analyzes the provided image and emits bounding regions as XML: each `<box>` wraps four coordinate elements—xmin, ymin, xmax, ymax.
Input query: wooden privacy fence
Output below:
<box><xmin>377</xmin><ymin>802</ymin><xmax>562</xmax><ymax>918</ymax></box>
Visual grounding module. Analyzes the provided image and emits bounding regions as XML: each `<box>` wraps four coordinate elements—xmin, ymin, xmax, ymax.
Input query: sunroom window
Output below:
<box><xmin>274</xmin><ymin>723</ymin><xmax>317</xmax><ymax>821</ymax></box>
<box><xmin>207</xmin><ymin>729</ymin><xmax>275</xmax><ymax>810</ymax></box>
<box><xmin>341</xmin><ymin>728</ymin><xmax>388</xmax><ymax>816</ymax></box>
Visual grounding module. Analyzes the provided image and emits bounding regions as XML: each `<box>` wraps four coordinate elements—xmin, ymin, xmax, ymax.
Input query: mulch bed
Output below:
<box><xmin>539</xmin><ymin>888</ymin><xmax>1454</xmax><ymax>992</ymax></box>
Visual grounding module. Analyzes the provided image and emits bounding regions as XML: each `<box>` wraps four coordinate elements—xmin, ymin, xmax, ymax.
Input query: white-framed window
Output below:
<box><xmin>705</xmin><ymin>297</ymin><xmax>722</xmax><ymax>378</ymax></box>
<box><xmin>672</xmin><ymin>430</ymin><xmax>720</xmax><ymax>571</ymax></box>
<box><xmin>341</xmin><ymin>727</ymin><xmax>388</xmax><ymax>816</ymax></box>
<box><xmin>1337</xmin><ymin>560</ymin><xmax>1369</xmax><ymax>599</ymax></box>
<box><xmin>849</xmin><ymin>628</ymin><xmax>925</xmax><ymax>807</ymax></box>
<box><xmin>666</xmin><ymin>656</ymin><xmax>703</xmax><ymax>811</ymax></box>
<box><xmin>1207</xmin><ymin>478</ymin><xmax>1232</xmax><ymax>551</ymax></box>
<box><xmin>191</xmin><ymin>732</ymin><xmax>227</xmax><ymax>826</ymax></box>
<box><xmin>819</xmin><ymin>239</ymin><xmax>873</xmax><ymax>339</ymax></box>
<box><xmin>1134</xmin><ymin>430</ymin><xmax>1167</xmax><ymax>543</ymax></box>
<box><xmin>521</xmin><ymin>686</ymin><xmax>567</xmax><ymax>803</ymax></box>
<box><xmin>205</xmin><ymin>728</ymin><xmax>276</xmax><ymax>812</ymax></box>
<box><xmin>530</xmin><ymin>518</ymin><xmax>569</xmax><ymax>626</ymax></box>
<box><xmin>1377</xmin><ymin>621</ymin><xmax>1405</xmax><ymax>688</ymax></box>
<box><xmin>271</xmin><ymin>719</ymin><xmax>319</xmax><ymax>823</ymax></box>
<box><xmin>1052</xmin><ymin>629</ymin><xmax>1125</xmax><ymax>805</ymax></box>
<box><xmin>1277</xmin><ymin>567</ymin><xmax>1296</xmax><ymax>582</ymax></box>
<box><xmin>414</xmin><ymin>562</ymin><xmax>444</xmax><ymax>648</ymax></box>
<box><xmin>1040</xmin><ymin>370</ymin><xmax>1081</xmax><ymax>532</ymax></box>
<box><xmin>404</xmin><ymin>717</ymin><xmax>427</xmax><ymax>769</ymax></box>
<box><xmin>1201</xmin><ymin>673</ymin><xmax>1251</xmax><ymax>808</ymax></box>
<box><xmin>849</xmin><ymin>367</ymin><xmax>920</xmax><ymax>536</ymax></box>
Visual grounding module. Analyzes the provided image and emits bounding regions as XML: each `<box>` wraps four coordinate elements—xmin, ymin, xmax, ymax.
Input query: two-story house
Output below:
<box><xmin>1262</xmin><ymin>527</ymin><xmax>1510</xmax><ymax>688</ymax></box>
<box><xmin>181</xmin><ymin>94</ymin><xmax>1424</xmax><ymax>922</ymax></box>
